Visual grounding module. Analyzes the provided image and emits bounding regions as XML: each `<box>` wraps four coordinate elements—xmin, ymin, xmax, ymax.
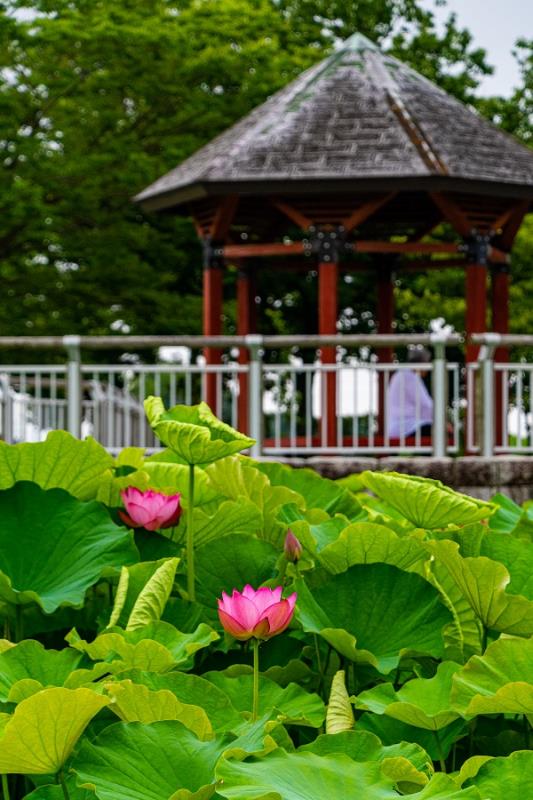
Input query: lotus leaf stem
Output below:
<box><xmin>58</xmin><ymin>770</ymin><xmax>70</xmax><ymax>800</ymax></box>
<box><xmin>433</xmin><ymin>729</ymin><xmax>446</xmax><ymax>772</ymax></box>
<box><xmin>187</xmin><ymin>463</ymin><xmax>196</xmax><ymax>602</ymax></box>
<box><xmin>14</xmin><ymin>604</ymin><xmax>23</xmax><ymax>643</ymax></box>
<box><xmin>252</xmin><ymin>637</ymin><xmax>260</xmax><ymax>722</ymax></box>
<box><xmin>2</xmin><ymin>774</ymin><xmax>10</xmax><ymax>800</ymax></box>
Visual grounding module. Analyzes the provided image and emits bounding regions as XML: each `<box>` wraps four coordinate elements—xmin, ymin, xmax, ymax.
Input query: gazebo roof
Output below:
<box><xmin>136</xmin><ymin>34</ymin><xmax>533</xmax><ymax>211</ymax></box>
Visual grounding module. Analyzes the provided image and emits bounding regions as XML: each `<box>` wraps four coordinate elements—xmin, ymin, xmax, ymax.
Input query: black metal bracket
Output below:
<box><xmin>202</xmin><ymin>237</ymin><xmax>225</xmax><ymax>269</ymax></box>
<box><xmin>460</xmin><ymin>231</ymin><xmax>493</xmax><ymax>266</ymax></box>
<box><xmin>304</xmin><ymin>226</ymin><xmax>352</xmax><ymax>262</ymax></box>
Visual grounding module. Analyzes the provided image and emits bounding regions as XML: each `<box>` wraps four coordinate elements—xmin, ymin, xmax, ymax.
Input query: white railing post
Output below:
<box><xmin>63</xmin><ymin>335</ymin><xmax>82</xmax><ymax>438</ymax></box>
<box><xmin>246</xmin><ymin>334</ymin><xmax>263</xmax><ymax>458</ymax></box>
<box><xmin>477</xmin><ymin>333</ymin><xmax>500</xmax><ymax>458</ymax></box>
<box><xmin>0</xmin><ymin>374</ymin><xmax>13</xmax><ymax>444</ymax></box>
<box><xmin>430</xmin><ymin>333</ymin><xmax>447</xmax><ymax>457</ymax></box>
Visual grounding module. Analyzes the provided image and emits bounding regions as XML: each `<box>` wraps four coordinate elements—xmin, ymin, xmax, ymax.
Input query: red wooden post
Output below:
<box><xmin>203</xmin><ymin>250</ymin><xmax>223</xmax><ymax>413</ymax></box>
<box><xmin>318</xmin><ymin>258</ymin><xmax>338</xmax><ymax>447</ymax></box>
<box><xmin>492</xmin><ymin>264</ymin><xmax>510</xmax><ymax>448</ymax></box>
<box><xmin>377</xmin><ymin>266</ymin><xmax>394</xmax><ymax>435</ymax></box>
<box><xmin>465</xmin><ymin>238</ymin><xmax>489</xmax><ymax>452</ymax></box>
<box><xmin>237</xmin><ymin>264</ymin><xmax>257</xmax><ymax>433</ymax></box>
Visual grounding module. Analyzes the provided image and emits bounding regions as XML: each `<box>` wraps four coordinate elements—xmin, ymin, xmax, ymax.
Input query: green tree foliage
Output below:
<box><xmin>0</xmin><ymin>0</ymin><xmax>529</xmax><ymax>341</ymax></box>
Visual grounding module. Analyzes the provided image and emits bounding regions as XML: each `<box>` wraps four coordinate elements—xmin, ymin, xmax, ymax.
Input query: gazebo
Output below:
<box><xmin>136</xmin><ymin>33</ymin><xmax>533</xmax><ymax>444</ymax></box>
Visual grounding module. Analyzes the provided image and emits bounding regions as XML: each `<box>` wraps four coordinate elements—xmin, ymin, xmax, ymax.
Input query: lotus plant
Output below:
<box><xmin>119</xmin><ymin>487</ymin><xmax>182</xmax><ymax>531</ymax></box>
<box><xmin>218</xmin><ymin>585</ymin><xmax>297</xmax><ymax>720</ymax></box>
<box><xmin>284</xmin><ymin>529</ymin><xmax>303</xmax><ymax>563</ymax></box>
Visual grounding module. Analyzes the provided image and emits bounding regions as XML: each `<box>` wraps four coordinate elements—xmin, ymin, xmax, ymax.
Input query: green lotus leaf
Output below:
<box><xmin>325</xmin><ymin>670</ymin><xmax>354</xmax><ymax>733</ymax></box>
<box><xmin>195</xmin><ymin>535</ymin><xmax>278</xmax><ymax>620</ymax></box>
<box><xmin>126</xmin><ymin>558</ymin><xmax>179</xmax><ymax>631</ymax></box>
<box><xmin>288</xmin><ymin>514</ymin><xmax>352</xmax><ymax>557</ymax></box>
<box><xmin>425</xmin><ymin>539</ymin><xmax>533</xmax><ymax>636</ymax></box>
<box><xmin>361</xmin><ymin>471</ymin><xmax>495</xmax><ymax>528</ymax></box>
<box><xmin>489</xmin><ymin>493</ymin><xmax>533</xmax><ymax>540</ymax></box>
<box><xmin>179</xmin><ymin>499</ymin><xmax>262</xmax><ymax>548</ymax></box>
<box><xmin>299</xmin><ymin>730</ymin><xmax>434</xmax><ymax>779</ymax></box>
<box><xmin>73</xmin><ymin>720</ymin><xmax>225</xmax><ymax>800</ymax></box>
<box><xmin>254</xmin><ymin>460</ymin><xmax>363</xmax><ymax>519</ymax></box>
<box><xmin>295</xmin><ymin>565</ymin><xmax>451</xmax><ymax>673</ymax></box>
<box><xmin>0</xmin><ymin>482</ymin><xmax>138</xmax><ymax>613</ymax></box>
<box><xmin>465</xmin><ymin>750</ymin><xmax>533</xmax><ymax>798</ymax></box>
<box><xmin>144</xmin><ymin>397</ymin><xmax>254</xmax><ymax>465</ymax></box>
<box><xmin>216</xmin><ymin>749</ymin><xmax>480</xmax><ymax>800</ymax></box>
<box><xmin>67</xmin><ymin>621</ymin><xmax>218</xmax><ymax>673</ymax></box>
<box><xmin>424</xmin><ymin>557</ymin><xmax>483</xmax><ymax>663</ymax></box>
<box><xmin>108</xmin><ymin>559</ymin><xmax>178</xmax><ymax>630</ymax></box>
<box><xmin>479</xmin><ymin>533</ymin><xmax>533</xmax><ymax>600</ymax></box>
<box><xmin>0</xmin><ymin>430</ymin><xmax>113</xmax><ymax>500</ymax></box>
<box><xmin>0</xmin><ymin>687</ymin><xmax>109</xmax><ymax>774</ymax></box>
<box><xmin>105</xmin><ymin>680</ymin><xmax>213</xmax><ymax>739</ymax></box>
<box><xmin>8</xmin><ymin>677</ymin><xmax>44</xmax><ymax>702</ymax></box>
<box><xmin>357</xmin><ymin>713</ymin><xmax>468</xmax><ymax>762</ymax></box>
<box><xmin>0</xmin><ymin>640</ymin><xmax>83</xmax><ymax>702</ymax></box>
<box><xmin>116</xmin><ymin>670</ymin><xmax>243</xmax><ymax>732</ymax></box>
<box><xmin>317</xmin><ymin>522</ymin><xmax>427</xmax><ymax>574</ymax></box>
<box><xmin>24</xmin><ymin>774</ymin><xmax>94</xmax><ymax>800</ymax></box>
<box><xmin>451</xmin><ymin>635</ymin><xmax>533</xmax><ymax>716</ymax></box>
<box><xmin>204</xmin><ymin>671</ymin><xmax>325</xmax><ymax>728</ymax></box>
<box><xmin>97</xmin><ymin>457</ymin><xmax>218</xmax><ymax>508</ymax></box>
<box><xmin>354</xmin><ymin>662</ymin><xmax>462</xmax><ymax>730</ymax></box>
<box><xmin>457</xmin><ymin>756</ymin><xmax>494</xmax><ymax>785</ymax></box>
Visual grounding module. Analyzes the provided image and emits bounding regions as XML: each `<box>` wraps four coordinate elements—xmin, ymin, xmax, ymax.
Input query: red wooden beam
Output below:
<box><xmin>498</xmin><ymin>199</ymin><xmax>530</xmax><ymax>251</ymax></box>
<box><xmin>209</xmin><ymin>195</ymin><xmax>239</xmax><ymax>240</ymax></box>
<box><xmin>429</xmin><ymin>192</ymin><xmax>471</xmax><ymax>238</ymax></box>
<box><xmin>342</xmin><ymin>192</ymin><xmax>396</xmax><ymax>232</ymax></box>
<box><xmin>271</xmin><ymin>200</ymin><xmax>313</xmax><ymax>230</ymax></box>
<box><xmin>492</xmin><ymin>265</ymin><xmax>510</xmax><ymax>448</ymax></box>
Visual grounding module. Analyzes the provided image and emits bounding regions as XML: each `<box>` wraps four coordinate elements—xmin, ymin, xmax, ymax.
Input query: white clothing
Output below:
<box><xmin>387</xmin><ymin>369</ymin><xmax>433</xmax><ymax>438</ymax></box>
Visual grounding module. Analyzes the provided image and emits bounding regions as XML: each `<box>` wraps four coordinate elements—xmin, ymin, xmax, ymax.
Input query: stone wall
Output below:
<box><xmin>277</xmin><ymin>456</ymin><xmax>533</xmax><ymax>503</ymax></box>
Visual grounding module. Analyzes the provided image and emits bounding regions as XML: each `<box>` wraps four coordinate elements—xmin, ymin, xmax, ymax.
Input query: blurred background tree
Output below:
<box><xmin>0</xmin><ymin>0</ymin><xmax>530</xmax><ymax>341</ymax></box>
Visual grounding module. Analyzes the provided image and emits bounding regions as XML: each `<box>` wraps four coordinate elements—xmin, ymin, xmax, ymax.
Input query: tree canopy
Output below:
<box><xmin>0</xmin><ymin>0</ymin><xmax>531</xmax><ymax>342</ymax></box>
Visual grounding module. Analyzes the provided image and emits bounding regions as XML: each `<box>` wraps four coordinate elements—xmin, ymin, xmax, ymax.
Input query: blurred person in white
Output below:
<box><xmin>387</xmin><ymin>346</ymin><xmax>433</xmax><ymax>439</ymax></box>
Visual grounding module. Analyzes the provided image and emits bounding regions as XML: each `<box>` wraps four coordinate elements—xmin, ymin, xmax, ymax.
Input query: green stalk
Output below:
<box><xmin>252</xmin><ymin>638</ymin><xmax>260</xmax><ymax>722</ymax></box>
<box><xmin>2</xmin><ymin>774</ymin><xmax>10</xmax><ymax>800</ymax></box>
<box><xmin>14</xmin><ymin>604</ymin><xmax>23</xmax><ymax>643</ymax></box>
<box><xmin>58</xmin><ymin>770</ymin><xmax>70</xmax><ymax>800</ymax></box>
<box><xmin>187</xmin><ymin>463</ymin><xmax>196</xmax><ymax>602</ymax></box>
<box><xmin>433</xmin><ymin>729</ymin><xmax>446</xmax><ymax>772</ymax></box>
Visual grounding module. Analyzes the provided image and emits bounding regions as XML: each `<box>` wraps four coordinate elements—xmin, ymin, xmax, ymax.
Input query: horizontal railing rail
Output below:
<box><xmin>2</xmin><ymin>331</ymin><xmax>532</xmax><ymax>458</ymax></box>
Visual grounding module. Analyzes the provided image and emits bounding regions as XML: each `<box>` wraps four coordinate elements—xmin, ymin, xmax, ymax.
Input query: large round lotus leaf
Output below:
<box><xmin>117</xmin><ymin>670</ymin><xmax>243</xmax><ymax>732</ymax></box>
<box><xmin>425</xmin><ymin>540</ymin><xmax>533</xmax><ymax>636</ymax></box>
<box><xmin>361</xmin><ymin>471</ymin><xmax>494</xmax><ymax>528</ymax></box>
<box><xmin>480</xmin><ymin>534</ymin><xmax>533</xmax><ymax>600</ymax></box>
<box><xmin>195</xmin><ymin>535</ymin><xmax>278</xmax><ymax>619</ymax></box>
<box><xmin>216</xmin><ymin>749</ymin><xmax>480</xmax><ymax>800</ymax></box>
<box><xmin>73</xmin><ymin>720</ymin><xmax>226</xmax><ymax>800</ymax></box>
<box><xmin>299</xmin><ymin>730</ymin><xmax>433</xmax><ymax>779</ymax></box>
<box><xmin>357</xmin><ymin>714</ymin><xmax>468</xmax><ymax>762</ymax></box>
<box><xmin>0</xmin><ymin>431</ymin><xmax>113</xmax><ymax>500</ymax></box>
<box><xmin>295</xmin><ymin>564</ymin><xmax>451</xmax><ymax>673</ymax></box>
<box><xmin>466</xmin><ymin>751</ymin><xmax>533</xmax><ymax>799</ymax></box>
<box><xmin>0</xmin><ymin>687</ymin><xmax>109</xmax><ymax>774</ymax></box>
<box><xmin>0</xmin><ymin>640</ymin><xmax>83</xmax><ymax>701</ymax></box>
<box><xmin>144</xmin><ymin>397</ymin><xmax>254</xmax><ymax>465</ymax></box>
<box><xmin>354</xmin><ymin>662</ymin><xmax>462</xmax><ymax>730</ymax></box>
<box><xmin>67</xmin><ymin>620</ymin><xmax>218</xmax><ymax>673</ymax></box>
<box><xmin>452</xmin><ymin>635</ymin><xmax>533</xmax><ymax>717</ymax></box>
<box><xmin>317</xmin><ymin>522</ymin><xmax>427</xmax><ymax>574</ymax></box>
<box><xmin>204</xmin><ymin>671</ymin><xmax>325</xmax><ymax>727</ymax></box>
<box><xmin>105</xmin><ymin>680</ymin><xmax>213</xmax><ymax>739</ymax></box>
<box><xmin>0</xmin><ymin>482</ymin><xmax>138</xmax><ymax>612</ymax></box>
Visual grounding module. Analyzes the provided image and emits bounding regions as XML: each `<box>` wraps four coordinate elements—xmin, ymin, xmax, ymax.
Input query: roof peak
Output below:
<box><xmin>337</xmin><ymin>32</ymin><xmax>381</xmax><ymax>54</ymax></box>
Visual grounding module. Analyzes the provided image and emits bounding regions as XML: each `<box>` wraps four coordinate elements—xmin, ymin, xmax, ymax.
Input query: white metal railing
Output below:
<box><xmin>0</xmin><ymin>334</ymin><xmax>462</xmax><ymax>456</ymax></box>
<box><xmin>471</xmin><ymin>334</ymin><xmax>533</xmax><ymax>456</ymax></box>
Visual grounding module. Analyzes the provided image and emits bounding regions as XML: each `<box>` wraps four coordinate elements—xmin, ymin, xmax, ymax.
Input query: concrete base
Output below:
<box><xmin>274</xmin><ymin>456</ymin><xmax>533</xmax><ymax>502</ymax></box>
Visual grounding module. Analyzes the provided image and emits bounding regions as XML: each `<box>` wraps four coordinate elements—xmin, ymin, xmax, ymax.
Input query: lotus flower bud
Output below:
<box><xmin>119</xmin><ymin>487</ymin><xmax>182</xmax><ymax>531</ymax></box>
<box><xmin>217</xmin><ymin>584</ymin><xmax>297</xmax><ymax>641</ymax></box>
<box><xmin>284</xmin><ymin>529</ymin><xmax>303</xmax><ymax>563</ymax></box>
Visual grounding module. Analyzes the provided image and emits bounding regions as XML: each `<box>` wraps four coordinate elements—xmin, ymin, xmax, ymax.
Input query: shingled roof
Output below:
<box><xmin>136</xmin><ymin>34</ymin><xmax>533</xmax><ymax>210</ymax></box>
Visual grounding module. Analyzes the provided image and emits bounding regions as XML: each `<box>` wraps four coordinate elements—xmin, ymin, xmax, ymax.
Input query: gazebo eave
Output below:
<box><xmin>136</xmin><ymin>175</ymin><xmax>533</xmax><ymax>214</ymax></box>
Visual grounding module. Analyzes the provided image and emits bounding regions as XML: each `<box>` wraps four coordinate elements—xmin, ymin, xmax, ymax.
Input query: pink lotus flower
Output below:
<box><xmin>218</xmin><ymin>584</ymin><xmax>297</xmax><ymax>641</ymax></box>
<box><xmin>284</xmin><ymin>529</ymin><xmax>303</xmax><ymax>563</ymax></box>
<box><xmin>119</xmin><ymin>487</ymin><xmax>182</xmax><ymax>531</ymax></box>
